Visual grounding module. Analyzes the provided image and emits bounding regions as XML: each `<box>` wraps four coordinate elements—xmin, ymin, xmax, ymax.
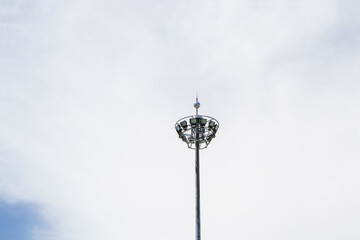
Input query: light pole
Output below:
<box><xmin>175</xmin><ymin>97</ymin><xmax>219</xmax><ymax>240</ymax></box>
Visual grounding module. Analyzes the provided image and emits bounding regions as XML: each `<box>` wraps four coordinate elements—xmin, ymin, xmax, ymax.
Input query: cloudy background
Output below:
<box><xmin>1</xmin><ymin>0</ymin><xmax>360</xmax><ymax>239</ymax></box>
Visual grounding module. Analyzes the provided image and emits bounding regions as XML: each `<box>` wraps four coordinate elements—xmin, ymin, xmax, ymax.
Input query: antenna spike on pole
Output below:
<box><xmin>194</xmin><ymin>93</ymin><xmax>200</xmax><ymax>115</ymax></box>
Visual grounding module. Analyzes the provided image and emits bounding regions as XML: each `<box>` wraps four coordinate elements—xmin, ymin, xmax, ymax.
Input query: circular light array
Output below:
<box><xmin>175</xmin><ymin>115</ymin><xmax>219</xmax><ymax>149</ymax></box>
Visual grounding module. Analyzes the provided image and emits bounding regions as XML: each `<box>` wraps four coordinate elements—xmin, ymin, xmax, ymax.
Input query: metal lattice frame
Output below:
<box><xmin>175</xmin><ymin>115</ymin><xmax>219</xmax><ymax>149</ymax></box>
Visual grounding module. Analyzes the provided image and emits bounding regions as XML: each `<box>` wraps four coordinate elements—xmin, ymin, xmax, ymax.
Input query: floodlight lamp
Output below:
<box><xmin>200</xmin><ymin>118</ymin><xmax>207</xmax><ymax>127</ymax></box>
<box><xmin>176</xmin><ymin>124</ymin><xmax>182</xmax><ymax>133</ymax></box>
<box><xmin>209</xmin><ymin>120</ymin><xmax>215</xmax><ymax>129</ymax></box>
<box><xmin>190</xmin><ymin>118</ymin><xmax>197</xmax><ymax>127</ymax></box>
<box><xmin>181</xmin><ymin>135</ymin><xmax>188</xmax><ymax>143</ymax></box>
<box><xmin>180</xmin><ymin>120</ymin><xmax>188</xmax><ymax>130</ymax></box>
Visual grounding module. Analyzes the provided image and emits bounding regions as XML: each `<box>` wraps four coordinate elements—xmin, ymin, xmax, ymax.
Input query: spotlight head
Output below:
<box><xmin>181</xmin><ymin>135</ymin><xmax>188</xmax><ymax>143</ymax></box>
<box><xmin>175</xmin><ymin>124</ymin><xmax>182</xmax><ymax>134</ymax></box>
<box><xmin>180</xmin><ymin>120</ymin><xmax>188</xmax><ymax>130</ymax></box>
<box><xmin>190</xmin><ymin>118</ymin><xmax>197</xmax><ymax>127</ymax></box>
<box><xmin>209</xmin><ymin>120</ymin><xmax>215</xmax><ymax>129</ymax></box>
<box><xmin>206</xmin><ymin>133</ymin><xmax>214</xmax><ymax>142</ymax></box>
<box><xmin>200</xmin><ymin>118</ymin><xmax>207</xmax><ymax>127</ymax></box>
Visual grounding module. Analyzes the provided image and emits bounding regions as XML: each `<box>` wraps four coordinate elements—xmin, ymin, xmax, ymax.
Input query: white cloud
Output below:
<box><xmin>1</xmin><ymin>0</ymin><xmax>360</xmax><ymax>239</ymax></box>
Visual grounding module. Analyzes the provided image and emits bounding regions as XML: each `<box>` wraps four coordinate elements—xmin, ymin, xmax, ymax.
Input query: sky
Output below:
<box><xmin>0</xmin><ymin>0</ymin><xmax>360</xmax><ymax>239</ymax></box>
<box><xmin>0</xmin><ymin>200</ymin><xmax>44</xmax><ymax>239</ymax></box>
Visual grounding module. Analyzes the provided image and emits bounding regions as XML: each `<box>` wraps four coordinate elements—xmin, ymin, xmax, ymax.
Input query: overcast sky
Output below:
<box><xmin>1</xmin><ymin>0</ymin><xmax>360</xmax><ymax>239</ymax></box>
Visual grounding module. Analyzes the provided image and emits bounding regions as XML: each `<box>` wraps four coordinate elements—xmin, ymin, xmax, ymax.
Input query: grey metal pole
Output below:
<box><xmin>195</xmin><ymin>123</ymin><xmax>201</xmax><ymax>240</ymax></box>
<box><xmin>175</xmin><ymin>97</ymin><xmax>219</xmax><ymax>240</ymax></box>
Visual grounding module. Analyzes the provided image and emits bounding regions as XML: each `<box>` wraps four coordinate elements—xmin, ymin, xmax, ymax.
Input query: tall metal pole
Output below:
<box><xmin>195</xmin><ymin>122</ymin><xmax>201</xmax><ymax>240</ymax></box>
<box><xmin>175</xmin><ymin>96</ymin><xmax>219</xmax><ymax>240</ymax></box>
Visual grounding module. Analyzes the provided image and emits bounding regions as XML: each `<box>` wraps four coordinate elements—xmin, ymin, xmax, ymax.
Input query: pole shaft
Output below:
<box><xmin>195</xmin><ymin>125</ymin><xmax>201</xmax><ymax>240</ymax></box>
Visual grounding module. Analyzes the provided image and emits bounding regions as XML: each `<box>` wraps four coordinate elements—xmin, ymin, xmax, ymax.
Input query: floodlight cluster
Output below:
<box><xmin>175</xmin><ymin>115</ymin><xmax>219</xmax><ymax>149</ymax></box>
